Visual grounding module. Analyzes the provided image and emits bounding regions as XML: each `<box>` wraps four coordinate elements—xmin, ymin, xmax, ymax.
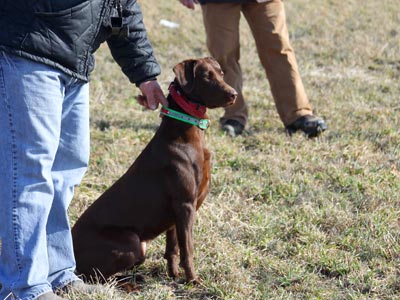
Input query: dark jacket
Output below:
<box><xmin>0</xmin><ymin>0</ymin><xmax>160</xmax><ymax>84</ymax></box>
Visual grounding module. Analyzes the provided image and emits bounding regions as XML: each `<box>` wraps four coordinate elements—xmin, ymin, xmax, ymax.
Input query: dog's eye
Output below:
<box><xmin>215</xmin><ymin>68</ymin><xmax>224</xmax><ymax>76</ymax></box>
<box><xmin>203</xmin><ymin>71</ymin><xmax>212</xmax><ymax>80</ymax></box>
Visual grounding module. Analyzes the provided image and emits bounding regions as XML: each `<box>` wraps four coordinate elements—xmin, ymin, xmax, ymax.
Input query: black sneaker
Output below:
<box><xmin>221</xmin><ymin>119</ymin><xmax>245</xmax><ymax>137</ymax></box>
<box><xmin>286</xmin><ymin>115</ymin><xmax>327</xmax><ymax>138</ymax></box>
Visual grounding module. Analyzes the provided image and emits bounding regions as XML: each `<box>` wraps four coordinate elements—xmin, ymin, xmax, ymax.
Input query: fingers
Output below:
<box><xmin>136</xmin><ymin>95</ymin><xmax>149</xmax><ymax>109</ymax></box>
<box><xmin>138</xmin><ymin>80</ymin><xmax>168</xmax><ymax>110</ymax></box>
<box><xmin>180</xmin><ymin>0</ymin><xmax>196</xmax><ymax>9</ymax></box>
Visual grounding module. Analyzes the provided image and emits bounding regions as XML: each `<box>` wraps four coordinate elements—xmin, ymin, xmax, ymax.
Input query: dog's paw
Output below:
<box><xmin>177</xmin><ymin>276</ymin><xmax>201</xmax><ymax>286</ymax></box>
<box><xmin>188</xmin><ymin>277</ymin><xmax>201</xmax><ymax>285</ymax></box>
<box><xmin>166</xmin><ymin>257</ymin><xmax>180</xmax><ymax>278</ymax></box>
<box><xmin>117</xmin><ymin>282</ymin><xmax>140</xmax><ymax>293</ymax></box>
<box><xmin>114</xmin><ymin>274</ymin><xmax>145</xmax><ymax>293</ymax></box>
<box><xmin>167</xmin><ymin>268</ymin><xmax>180</xmax><ymax>279</ymax></box>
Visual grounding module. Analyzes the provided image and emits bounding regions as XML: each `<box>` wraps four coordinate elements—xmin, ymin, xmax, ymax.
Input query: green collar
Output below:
<box><xmin>160</xmin><ymin>106</ymin><xmax>210</xmax><ymax>130</ymax></box>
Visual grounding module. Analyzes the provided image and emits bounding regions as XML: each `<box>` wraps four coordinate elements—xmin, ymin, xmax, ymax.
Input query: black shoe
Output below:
<box><xmin>221</xmin><ymin>119</ymin><xmax>244</xmax><ymax>137</ymax></box>
<box><xmin>286</xmin><ymin>115</ymin><xmax>327</xmax><ymax>138</ymax></box>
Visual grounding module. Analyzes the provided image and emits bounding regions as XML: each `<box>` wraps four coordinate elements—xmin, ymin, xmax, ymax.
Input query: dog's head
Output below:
<box><xmin>173</xmin><ymin>57</ymin><xmax>237</xmax><ymax>108</ymax></box>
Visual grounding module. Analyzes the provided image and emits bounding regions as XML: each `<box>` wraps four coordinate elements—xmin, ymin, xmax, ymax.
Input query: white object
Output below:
<box><xmin>160</xmin><ymin>19</ymin><xmax>180</xmax><ymax>29</ymax></box>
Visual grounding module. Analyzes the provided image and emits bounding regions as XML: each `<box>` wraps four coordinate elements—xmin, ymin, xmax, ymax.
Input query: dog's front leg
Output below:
<box><xmin>164</xmin><ymin>227</ymin><xmax>180</xmax><ymax>278</ymax></box>
<box><xmin>175</xmin><ymin>203</ymin><xmax>198</xmax><ymax>283</ymax></box>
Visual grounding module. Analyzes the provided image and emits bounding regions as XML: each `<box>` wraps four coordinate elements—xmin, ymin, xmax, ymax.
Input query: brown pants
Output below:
<box><xmin>201</xmin><ymin>0</ymin><xmax>313</xmax><ymax>126</ymax></box>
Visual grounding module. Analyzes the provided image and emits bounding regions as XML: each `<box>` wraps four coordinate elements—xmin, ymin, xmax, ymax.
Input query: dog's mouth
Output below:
<box><xmin>207</xmin><ymin>98</ymin><xmax>236</xmax><ymax>109</ymax></box>
<box><xmin>226</xmin><ymin>97</ymin><xmax>236</xmax><ymax>106</ymax></box>
<box><xmin>223</xmin><ymin>93</ymin><xmax>237</xmax><ymax>107</ymax></box>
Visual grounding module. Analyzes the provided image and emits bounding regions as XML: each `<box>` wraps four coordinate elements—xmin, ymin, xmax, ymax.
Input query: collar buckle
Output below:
<box><xmin>198</xmin><ymin>119</ymin><xmax>210</xmax><ymax>130</ymax></box>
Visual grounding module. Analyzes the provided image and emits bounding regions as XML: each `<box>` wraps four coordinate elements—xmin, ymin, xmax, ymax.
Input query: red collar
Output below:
<box><xmin>168</xmin><ymin>82</ymin><xmax>206</xmax><ymax>119</ymax></box>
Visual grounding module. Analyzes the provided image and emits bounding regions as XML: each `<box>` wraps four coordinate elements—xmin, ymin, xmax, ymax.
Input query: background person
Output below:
<box><xmin>179</xmin><ymin>0</ymin><xmax>327</xmax><ymax>138</ymax></box>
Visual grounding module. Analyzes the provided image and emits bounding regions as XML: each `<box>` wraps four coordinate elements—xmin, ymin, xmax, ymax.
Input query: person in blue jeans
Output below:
<box><xmin>0</xmin><ymin>1</ymin><xmax>167</xmax><ymax>300</ymax></box>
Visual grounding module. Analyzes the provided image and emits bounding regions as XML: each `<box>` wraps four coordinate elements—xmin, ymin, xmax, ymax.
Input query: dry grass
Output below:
<box><xmin>69</xmin><ymin>0</ymin><xmax>400</xmax><ymax>299</ymax></box>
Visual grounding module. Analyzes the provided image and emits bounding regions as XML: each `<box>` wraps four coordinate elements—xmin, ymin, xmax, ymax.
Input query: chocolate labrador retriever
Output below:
<box><xmin>72</xmin><ymin>57</ymin><xmax>237</xmax><ymax>284</ymax></box>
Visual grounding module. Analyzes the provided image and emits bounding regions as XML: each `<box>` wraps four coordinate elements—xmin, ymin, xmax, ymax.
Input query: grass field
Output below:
<box><xmin>69</xmin><ymin>0</ymin><xmax>400</xmax><ymax>299</ymax></box>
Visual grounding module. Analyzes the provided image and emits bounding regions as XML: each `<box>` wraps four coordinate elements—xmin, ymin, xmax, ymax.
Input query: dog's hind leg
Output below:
<box><xmin>75</xmin><ymin>230</ymin><xmax>146</xmax><ymax>281</ymax></box>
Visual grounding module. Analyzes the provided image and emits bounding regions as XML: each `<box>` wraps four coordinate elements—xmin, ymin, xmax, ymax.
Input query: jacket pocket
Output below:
<box><xmin>28</xmin><ymin>0</ymin><xmax>100</xmax><ymax>74</ymax></box>
<box><xmin>35</xmin><ymin>1</ymin><xmax>90</xmax><ymax>17</ymax></box>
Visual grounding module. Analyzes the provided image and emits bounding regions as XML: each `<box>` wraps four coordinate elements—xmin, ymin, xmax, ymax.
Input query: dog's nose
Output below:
<box><xmin>229</xmin><ymin>90</ymin><xmax>238</xmax><ymax>102</ymax></box>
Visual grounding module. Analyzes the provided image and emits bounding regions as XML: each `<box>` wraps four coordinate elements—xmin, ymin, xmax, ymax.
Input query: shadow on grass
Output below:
<box><xmin>118</xmin><ymin>264</ymin><xmax>223</xmax><ymax>300</ymax></box>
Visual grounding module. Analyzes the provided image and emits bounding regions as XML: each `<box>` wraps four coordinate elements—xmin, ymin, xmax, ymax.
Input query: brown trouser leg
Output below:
<box><xmin>201</xmin><ymin>1</ymin><xmax>312</xmax><ymax>126</ymax></box>
<box><xmin>202</xmin><ymin>3</ymin><xmax>248</xmax><ymax>126</ymax></box>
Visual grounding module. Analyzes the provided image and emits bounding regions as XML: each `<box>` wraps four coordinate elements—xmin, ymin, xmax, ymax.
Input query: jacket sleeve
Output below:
<box><xmin>106</xmin><ymin>0</ymin><xmax>161</xmax><ymax>85</ymax></box>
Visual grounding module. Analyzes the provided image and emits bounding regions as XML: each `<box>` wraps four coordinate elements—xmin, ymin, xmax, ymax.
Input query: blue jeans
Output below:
<box><xmin>0</xmin><ymin>52</ymin><xmax>90</xmax><ymax>300</ymax></box>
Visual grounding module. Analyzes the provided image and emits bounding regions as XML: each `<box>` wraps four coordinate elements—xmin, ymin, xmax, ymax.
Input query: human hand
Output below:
<box><xmin>138</xmin><ymin>80</ymin><xmax>168</xmax><ymax>110</ymax></box>
<box><xmin>179</xmin><ymin>0</ymin><xmax>198</xmax><ymax>10</ymax></box>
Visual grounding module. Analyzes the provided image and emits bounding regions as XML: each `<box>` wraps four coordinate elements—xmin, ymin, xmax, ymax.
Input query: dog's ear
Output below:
<box><xmin>173</xmin><ymin>59</ymin><xmax>197</xmax><ymax>94</ymax></box>
<box><xmin>205</xmin><ymin>56</ymin><xmax>218</xmax><ymax>64</ymax></box>
<box><xmin>205</xmin><ymin>56</ymin><xmax>222</xmax><ymax>70</ymax></box>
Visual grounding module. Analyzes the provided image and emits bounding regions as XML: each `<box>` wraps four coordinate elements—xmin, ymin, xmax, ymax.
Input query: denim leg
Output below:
<box><xmin>47</xmin><ymin>80</ymin><xmax>90</xmax><ymax>289</ymax></box>
<box><xmin>0</xmin><ymin>52</ymin><xmax>88</xmax><ymax>300</ymax></box>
